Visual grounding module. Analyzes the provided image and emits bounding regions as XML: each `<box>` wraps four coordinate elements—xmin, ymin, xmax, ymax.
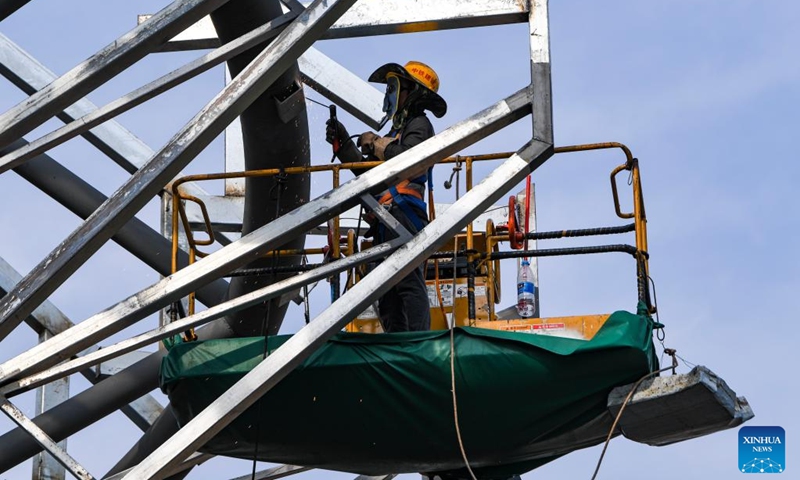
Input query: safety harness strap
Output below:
<box><xmin>378</xmin><ymin>180</ymin><xmax>424</xmax><ymax>203</ymax></box>
<box><xmin>387</xmin><ymin>185</ymin><xmax>426</xmax><ymax>231</ymax></box>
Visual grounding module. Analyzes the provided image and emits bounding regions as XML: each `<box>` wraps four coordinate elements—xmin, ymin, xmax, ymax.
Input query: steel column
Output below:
<box><xmin>31</xmin><ymin>331</ymin><xmax>68</xmax><ymax>480</ymax></box>
<box><xmin>0</xmin><ymin>0</ymin><xmax>356</xmax><ymax>345</ymax></box>
<box><xmin>529</xmin><ymin>0</ymin><xmax>553</xmax><ymax>144</ymax></box>
<box><xmin>119</xmin><ymin>140</ymin><xmax>551</xmax><ymax>480</ymax></box>
<box><xmin>0</xmin><ymin>87</ymin><xmax>531</xmax><ymax>383</ymax></box>
<box><xmin>0</xmin><ymin>0</ymin><xmax>231</xmax><ymax>150</ymax></box>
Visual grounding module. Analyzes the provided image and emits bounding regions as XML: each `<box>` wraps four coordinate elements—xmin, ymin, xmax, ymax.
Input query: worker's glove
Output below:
<box><xmin>325</xmin><ymin>118</ymin><xmax>349</xmax><ymax>146</ymax></box>
<box><xmin>326</xmin><ymin>119</ymin><xmax>361</xmax><ymax>163</ymax></box>
<box><xmin>372</xmin><ymin>136</ymin><xmax>395</xmax><ymax>161</ymax></box>
<box><xmin>357</xmin><ymin>131</ymin><xmax>379</xmax><ymax>156</ymax></box>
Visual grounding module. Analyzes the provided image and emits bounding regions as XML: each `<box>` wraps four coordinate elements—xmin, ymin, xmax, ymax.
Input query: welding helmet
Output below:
<box><xmin>369</xmin><ymin>61</ymin><xmax>447</xmax><ymax>127</ymax></box>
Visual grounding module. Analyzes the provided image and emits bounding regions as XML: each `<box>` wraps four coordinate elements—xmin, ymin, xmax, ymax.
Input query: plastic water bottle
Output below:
<box><xmin>516</xmin><ymin>260</ymin><xmax>536</xmax><ymax>318</ymax></box>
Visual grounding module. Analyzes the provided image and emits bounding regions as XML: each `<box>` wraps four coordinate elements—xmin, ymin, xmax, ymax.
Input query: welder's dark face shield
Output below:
<box><xmin>380</xmin><ymin>74</ymin><xmax>402</xmax><ymax>129</ymax></box>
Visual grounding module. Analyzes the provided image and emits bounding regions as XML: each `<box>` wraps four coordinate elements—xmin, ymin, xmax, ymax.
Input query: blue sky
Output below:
<box><xmin>0</xmin><ymin>1</ymin><xmax>797</xmax><ymax>479</ymax></box>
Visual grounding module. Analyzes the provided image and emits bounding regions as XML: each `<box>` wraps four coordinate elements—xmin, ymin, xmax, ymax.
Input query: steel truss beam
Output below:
<box><xmin>104</xmin><ymin>452</ymin><xmax>215</xmax><ymax>480</ymax></box>
<box><xmin>529</xmin><ymin>0</ymin><xmax>553</xmax><ymax>144</ymax></box>
<box><xmin>0</xmin><ymin>33</ymin><xmax>237</xmax><ymax>245</ymax></box>
<box><xmin>0</xmin><ymin>86</ymin><xmax>532</xmax><ymax>384</ymax></box>
<box><xmin>0</xmin><ymin>0</ymin><xmax>231</xmax><ymax>151</ymax></box>
<box><xmin>146</xmin><ymin>0</ymin><xmax>529</xmax><ymax>49</ymax></box>
<box><xmin>0</xmin><ymin>256</ymin><xmax>164</xmax><ymax>430</ymax></box>
<box><xmin>121</xmin><ymin>138</ymin><xmax>552</xmax><ymax>480</ymax></box>
<box><xmin>0</xmin><ymin>2</ymin><xmax>554</xmax><ymax>478</ymax></box>
<box><xmin>227</xmin><ymin>464</ymin><xmax>311</xmax><ymax>480</ymax></box>
<box><xmin>134</xmin><ymin>15</ymin><xmax>385</xmax><ymax>130</ymax></box>
<box><xmin>0</xmin><ymin>138</ymin><xmax>230</xmax><ymax>310</ymax></box>
<box><xmin>298</xmin><ymin>47</ymin><xmax>384</xmax><ymax>129</ymax></box>
<box><xmin>0</xmin><ymin>396</ymin><xmax>94</xmax><ymax>480</ymax></box>
<box><xmin>327</xmin><ymin>0</ymin><xmax>528</xmax><ymax>38</ymax></box>
<box><xmin>0</xmin><ymin>31</ymin><xmax>151</xmax><ymax>174</ymax></box>
<box><xmin>1</xmin><ymin>239</ymin><xmax>401</xmax><ymax>396</ymax></box>
<box><xmin>0</xmin><ymin>9</ymin><xmax>299</xmax><ymax>175</ymax></box>
<box><xmin>0</xmin><ymin>0</ymin><xmax>356</xmax><ymax>345</ymax></box>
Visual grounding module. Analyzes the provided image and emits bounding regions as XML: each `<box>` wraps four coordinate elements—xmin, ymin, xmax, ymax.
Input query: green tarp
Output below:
<box><xmin>161</xmin><ymin>309</ymin><xmax>658</xmax><ymax>479</ymax></box>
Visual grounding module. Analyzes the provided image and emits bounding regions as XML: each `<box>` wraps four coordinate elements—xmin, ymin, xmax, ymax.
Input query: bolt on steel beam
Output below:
<box><xmin>0</xmin><ymin>0</ymin><xmax>357</xmax><ymax>346</ymax></box>
<box><xmin>119</xmin><ymin>139</ymin><xmax>552</xmax><ymax>480</ymax></box>
<box><xmin>0</xmin><ymin>0</ymin><xmax>231</xmax><ymax>150</ymax></box>
<box><xmin>0</xmin><ymin>85</ymin><xmax>531</xmax><ymax>383</ymax></box>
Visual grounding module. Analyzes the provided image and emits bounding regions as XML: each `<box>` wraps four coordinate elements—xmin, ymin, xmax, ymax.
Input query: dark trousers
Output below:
<box><xmin>376</xmin><ymin>203</ymin><xmax>431</xmax><ymax>332</ymax></box>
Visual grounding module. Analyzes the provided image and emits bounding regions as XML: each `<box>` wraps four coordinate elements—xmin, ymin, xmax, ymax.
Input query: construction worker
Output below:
<box><xmin>325</xmin><ymin>61</ymin><xmax>447</xmax><ymax>332</ymax></box>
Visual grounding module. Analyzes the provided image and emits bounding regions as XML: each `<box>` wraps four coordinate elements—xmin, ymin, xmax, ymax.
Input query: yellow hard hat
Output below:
<box><xmin>403</xmin><ymin>61</ymin><xmax>440</xmax><ymax>92</ymax></box>
<box><xmin>368</xmin><ymin>61</ymin><xmax>447</xmax><ymax>118</ymax></box>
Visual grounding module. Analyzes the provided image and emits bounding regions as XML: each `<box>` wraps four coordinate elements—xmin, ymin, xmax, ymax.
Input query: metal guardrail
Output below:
<box><xmin>169</xmin><ymin>141</ymin><xmax>654</xmax><ymax>334</ymax></box>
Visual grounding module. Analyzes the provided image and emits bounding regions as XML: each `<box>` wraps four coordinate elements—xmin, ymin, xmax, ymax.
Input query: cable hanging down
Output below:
<box><xmin>590</xmin><ymin>349</ymin><xmax>679</xmax><ymax>480</ymax></box>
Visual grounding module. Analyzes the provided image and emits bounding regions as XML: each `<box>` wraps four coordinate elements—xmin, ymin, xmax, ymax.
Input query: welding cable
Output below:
<box><xmin>448</xmin><ymin>248</ymin><xmax>478</xmax><ymax>480</ymax></box>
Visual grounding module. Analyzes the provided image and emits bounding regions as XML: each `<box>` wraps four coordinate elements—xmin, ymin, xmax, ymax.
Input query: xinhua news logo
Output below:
<box><xmin>739</xmin><ymin>426</ymin><xmax>785</xmax><ymax>474</ymax></box>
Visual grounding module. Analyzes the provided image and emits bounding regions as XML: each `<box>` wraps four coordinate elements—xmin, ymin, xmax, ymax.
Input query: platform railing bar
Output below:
<box><xmin>486</xmin><ymin>244</ymin><xmax>639</xmax><ymax>259</ymax></box>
